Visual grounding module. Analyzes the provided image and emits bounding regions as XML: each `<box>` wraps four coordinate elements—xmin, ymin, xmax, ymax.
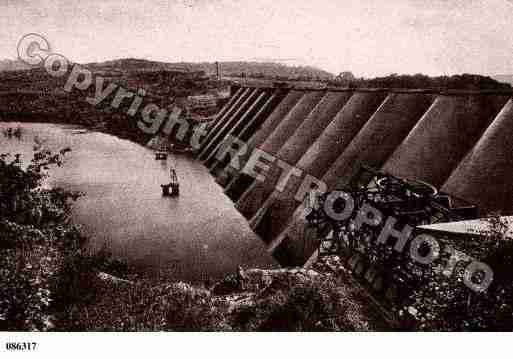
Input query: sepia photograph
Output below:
<box><xmin>1</xmin><ymin>0</ymin><xmax>513</xmax><ymax>354</ymax></box>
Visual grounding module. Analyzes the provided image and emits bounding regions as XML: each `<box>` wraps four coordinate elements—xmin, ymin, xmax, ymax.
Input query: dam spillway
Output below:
<box><xmin>186</xmin><ymin>85</ymin><xmax>513</xmax><ymax>266</ymax></box>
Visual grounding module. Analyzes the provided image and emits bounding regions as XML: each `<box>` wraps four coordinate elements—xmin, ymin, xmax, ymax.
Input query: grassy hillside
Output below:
<box><xmin>0</xmin><ymin>59</ymin><xmax>232</xmax><ymax>144</ymax></box>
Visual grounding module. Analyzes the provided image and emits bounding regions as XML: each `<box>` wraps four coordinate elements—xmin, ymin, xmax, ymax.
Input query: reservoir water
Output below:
<box><xmin>0</xmin><ymin>122</ymin><xmax>277</xmax><ymax>282</ymax></box>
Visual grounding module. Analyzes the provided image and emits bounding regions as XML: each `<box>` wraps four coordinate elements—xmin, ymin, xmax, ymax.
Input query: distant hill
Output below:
<box><xmin>205</xmin><ymin>61</ymin><xmax>334</xmax><ymax>80</ymax></box>
<box><xmin>328</xmin><ymin>72</ymin><xmax>512</xmax><ymax>91</ymax></box>
<box><xmin>0</xmin><ymin>57</ymin><xmax>334</xmax><ymax>81</ymax></box>
<box><xmin>492</xmin><ymin>75</ymin><xmax>513</xmax><ymax>86</ymax></box>
<box><xmin>0</xmin><ymin>57</ymin><xmax>238</xmax><ymax>144</ymax></box>
<box><xmin>85</xmin><ymin>58</ymin><xmax>335</xmax><ymax>80</ymax></box>
<box><xmin>0</xmin><ymin>59</ymin><xmax>32</xmax><ymax>72</ymax></box>
<box><xmin>85</xmin><ymin>58</ymin><xmax>183</xmax><ymax>72</ymax></box>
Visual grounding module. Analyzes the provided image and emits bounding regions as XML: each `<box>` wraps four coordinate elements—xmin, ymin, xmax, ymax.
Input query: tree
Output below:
<box><xmin>0</xmin><ymin>143</ymin><xmax>83</xmax><ymax>330</ymax></box>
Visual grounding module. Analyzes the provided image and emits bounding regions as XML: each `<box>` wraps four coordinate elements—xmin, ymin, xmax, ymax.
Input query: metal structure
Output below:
<box><xmin>313</xmin><ymin>165</ymin><xmax>478</xmax><ymax>258</ymax></box>
<box><xmin>299</xmin><ymin>165</ymin><xmax>480</xmax><ymax>308</ymax></box>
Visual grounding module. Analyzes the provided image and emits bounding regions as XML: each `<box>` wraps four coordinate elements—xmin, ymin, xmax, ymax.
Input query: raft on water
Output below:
<box><xmin>155</xmin><ymin>152</ymin><xmax>168</xmax><ymax>160</ymax></box>
<box><xmin>161</xmin><ymin>168</ymin><xmax>179</xmax><ymax>196</ymax></box>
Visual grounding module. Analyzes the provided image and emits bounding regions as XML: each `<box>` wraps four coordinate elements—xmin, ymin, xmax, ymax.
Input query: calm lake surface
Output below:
<box><xmin>0</xmin><ymin>122</ymin><xmax>277</xmax><ymax>282</ymax></box>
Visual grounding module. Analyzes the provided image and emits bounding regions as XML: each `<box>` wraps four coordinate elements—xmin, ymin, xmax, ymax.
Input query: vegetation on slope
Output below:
<box><xmin>329</xmin><ymin>72</ymin><xmax>512</xmax><ymax>90</ymax></box>
<box><xmin>0</xmin><ymin>140</ymin><xmax>83</xmax><ymax>330</ymax></box>
<box><xmin>0</xmin><ymin>61</ymin><xmax>229</xmax><ymax>144</ymax></box>
<box><xmin>405</xmin><ymin>215</ymin><xmax>513</xmax><ymax>331</ymax></box>
<box><xmin>59</xmin><ymin>267</ymin><xmax>388</xmax><ymax>331</ymax></box>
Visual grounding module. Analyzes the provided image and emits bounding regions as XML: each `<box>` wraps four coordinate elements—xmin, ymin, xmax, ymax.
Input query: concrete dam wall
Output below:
<box><xmin>193</xmin><ymin>85</ymin><xmax>513</xmax><ymax>266</ymax></box>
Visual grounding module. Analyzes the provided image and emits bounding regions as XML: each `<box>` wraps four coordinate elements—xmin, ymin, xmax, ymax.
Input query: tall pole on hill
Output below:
<box><xmin>216</xmin><ymin>61</ymin><xmax>221</xmax><ymax>80</ymax></box>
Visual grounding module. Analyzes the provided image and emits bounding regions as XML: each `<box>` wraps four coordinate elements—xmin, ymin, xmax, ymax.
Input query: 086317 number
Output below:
<box><xmin>5</xmin><ymin>342</ymin><xmax>38</xmax><ymax>351</ymax></box>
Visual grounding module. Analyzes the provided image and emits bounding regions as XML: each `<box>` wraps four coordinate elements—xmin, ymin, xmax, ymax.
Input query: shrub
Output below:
<box><xmin>406</xmin><ymin>215</ymin><xmax>513</xmax><ymax>331</ymax></box>
<box><xmin>0</xmin><ymin>147</ymin><xmax>82</xmax><ymax>330</ymax></box>
<box><xmin>61</xmin><ymin>282</ymin><xmax>227</xmax><ymax>331</ymax></box>
<box><xmin>231</xmin><ymin>275</ymin><xmax>371</xmax><ymax>331</ymax></box>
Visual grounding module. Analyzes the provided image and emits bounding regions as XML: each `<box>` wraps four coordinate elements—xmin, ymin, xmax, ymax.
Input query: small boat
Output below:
<box><xmin>161</xmin><ymin>168</ymin><xmax>179</xmax><ymax>196</ymax></box>
<box><xmin>155</xmin><ymin>141</ymin><xmax>169</xmax><ymax>160</ymax></box>
<box><xmin>169</xmin><ymin>143</ymin><xmax>194</xmax><ymax>154</ymax></box>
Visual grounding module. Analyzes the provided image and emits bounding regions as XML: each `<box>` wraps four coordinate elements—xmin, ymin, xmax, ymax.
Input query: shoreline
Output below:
<box><xmin>0</xmin><ymin>119</ymin><xmax>392</xmax><ymax>331</ymax></box>
<box><xmin>0</xmin><ymin>119</ymin><xmax>273</xmax><ymax>283</ymax></box>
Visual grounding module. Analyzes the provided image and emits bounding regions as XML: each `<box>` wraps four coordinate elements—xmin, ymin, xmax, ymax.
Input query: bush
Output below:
<box><xmin>231</xmin><ymin>275</ymin><xmax>371</xmax><ymax>331</ymax></box>
<box><xmin>0</xmin><ymin>147</ymin><xmax>83</xmax><ymax>330</ymax></box>
<box><xmin>406</xmin><ymin>215</ymin><xmax>513</xmax><ymax>331</ymax></box>
<box><xmin>61</xmin><ymin>282</ymin><xmax>227</xmax><ymax>331</ymax></box>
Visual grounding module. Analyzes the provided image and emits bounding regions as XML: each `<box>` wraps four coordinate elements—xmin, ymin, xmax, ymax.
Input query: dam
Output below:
<box><xmin>191</xmin><ymin>85</ymin><xmax>513</xmax><ymax>266</ymax></box>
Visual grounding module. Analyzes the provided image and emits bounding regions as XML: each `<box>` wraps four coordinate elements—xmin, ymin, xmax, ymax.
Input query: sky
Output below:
<box><xmin>1</xmin><ymin>0</ymin><xmax>513</xmax><ymax>77</ymax></box>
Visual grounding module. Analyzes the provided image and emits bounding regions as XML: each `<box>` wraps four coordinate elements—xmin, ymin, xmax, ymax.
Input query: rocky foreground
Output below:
<box><xmin>58</xmin><ymin>259</ymin><xmax>392</xmax><ymax>331</ymax></box>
